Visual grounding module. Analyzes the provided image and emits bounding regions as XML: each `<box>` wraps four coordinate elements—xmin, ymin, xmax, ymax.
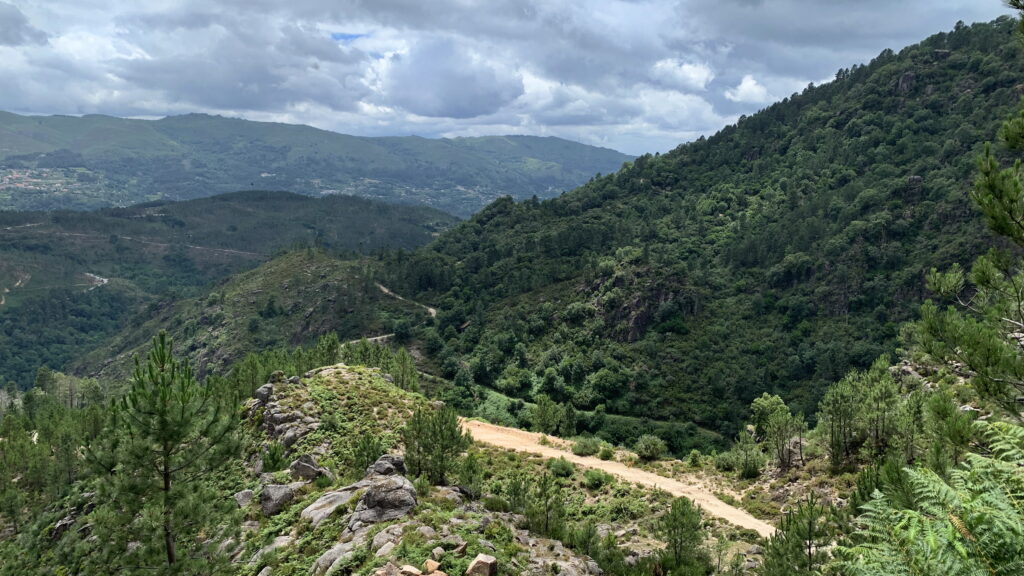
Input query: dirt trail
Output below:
<box><xmin>376</xmin><ymin>283</ymin><xmax>437</xmax><ymax>317</ymax></box>
<box><xmin>463</xmin><ymin>420</ymin><xmax>776</xmax><ymax>538</ymax></box>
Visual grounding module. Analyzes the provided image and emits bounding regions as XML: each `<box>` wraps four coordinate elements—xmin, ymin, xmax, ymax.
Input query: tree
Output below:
<box><xmin>818</xmin><ymin>375</ymin><xmax>859</xmax><ymax>470</ymax></box>
<box><xmin>763</xmin><ymin>408</ymin><xmax>805</xmax><ymax>471</ymax></box>
<box><xmin>87</xmin><ymin>332</ymin><xmax>240</xmax><ymax>574</ymax></box>
<box><xmin>402</xmin><ymin>405</ymin><xmax>471</xmax><ymax>485</ymax></box>
<box><xmin>762</xmin><ymin>494</ymin><xmax>831</xmax><ymax>576</ymax></box>
<box><xmin>527</xmin><ymin>471</ymin><xmax>566</xmax><ymax>540</ymax></box>
<box><xmin>657</xmin><ymin>497</ymin><xmax>711</xmax><ymax>575</ymax></box>
<box><xmin>750</xmin><ymin>393</ymin><xmax>789</xmax><ymax>440</ymax></box>
<box><xmin>393</xmin><ymin>347</ymin><xmax>420</xmax><ymax>392</ymax></box>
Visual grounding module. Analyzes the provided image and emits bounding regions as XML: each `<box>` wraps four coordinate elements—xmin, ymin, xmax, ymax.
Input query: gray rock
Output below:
<box><xmin>250</xmin><ymin>535</ymin><xmax>294</xmax><ymax>564</ymax></box>
<box><xmin>234</xmin><ymin>489</ymin><xmax>254</xmax><ymax>508</ymax></box>
<box><xmin>416</xmin><ymin>525</ymin><xmax>437</xmax><ymax>541</ymax></box>
<box><xmin>586</xmin><ymin>560</ymin><xmax>603</xmax><ymax>575</ymax></box>
<box><xmin>257</xmin><ymin>568</ymin><xmax>273</xmax><ymax>576</ymax></box>
<box><xmin>260</xmin><ymin>482</ymin><xmax>305</xmax><ymax>516</ymax></box>
<box><xmin>301</xmin><ymin>481</ymin><xmax>370</xmax><ymax>528</ymax></box>
<box><xmin>431</xmin><ymin>546</ymin><xmax>445</xmax><ymax>561</ymax></box>
<box><xmin>371</xmin><ymin>524</ymin><xmax>405</xmax><ymax>552</ymax></box>
<box><xmin>747</xmin><ymin>544</ymin><xmax>765</xmax><ymax>555</ymax></box>
<box><xmin>478</xmin><ymin>538</ymin><xmax>495</xmax><ymax>552</ymax></box>
<box><xmin>255</xmin><ymin>383</ymin><xmax>274</xmax><ymax>404</ymax></box>
<box><xmin>348</xmin><ymin>476</ymin><xmax>417</xmax><ymax>530</ymax></box>
<box><xmin>366</xmin><ymin>454</ymin><xmax>406</xmax><ymax>477</ymax></box>
<box><xmin>290</xmin><ymin>454</ymin><xmax>333</xmax><ymax>482</ymax></box>
<box><xmin>375</xmin><ymin>541</ymin><xmax>396</xmax><ymax>558</ymax></box>
<box><xmin>312</xmin><ymin>532</ymin><xmax>370</xmax><ymax>576</ymax></box>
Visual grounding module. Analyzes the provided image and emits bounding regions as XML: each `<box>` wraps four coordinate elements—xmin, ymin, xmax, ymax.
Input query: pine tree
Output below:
<box><xmin>402</xmin><ymin>405</ymin><xmax>471</xmax><ymax>485</ymax></box>
<box><xmin>657</xmin><ymin>497</ymin><xmax>711</xmax><ymax>575</ymax></box>
<box><xmin>87</xmin><ymin>332</ymin><xmax>241</xmax><ymax>575</ymax></box>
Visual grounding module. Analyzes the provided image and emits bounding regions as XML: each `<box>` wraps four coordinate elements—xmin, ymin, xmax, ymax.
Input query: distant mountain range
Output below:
<box><xmin>0</xmin><ymin>112</ymin><xmax>632</xmax><ymax>216</ymax></box>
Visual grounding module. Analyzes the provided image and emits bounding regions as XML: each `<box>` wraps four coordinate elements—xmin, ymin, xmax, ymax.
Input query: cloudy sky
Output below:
<box><xmin>0</xmin><ymin>1</ymin><xmax>1014</xmax><ymax>155</ymax></box>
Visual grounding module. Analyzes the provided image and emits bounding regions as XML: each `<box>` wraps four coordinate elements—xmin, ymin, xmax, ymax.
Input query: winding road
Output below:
<box><xmin>463</xmin><ymin>419</ymin><xmax>776</xmax><ymax>538</ymax></box>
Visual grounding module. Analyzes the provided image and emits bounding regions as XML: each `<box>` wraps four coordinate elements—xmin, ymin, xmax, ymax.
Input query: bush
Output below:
<box><xmin>572</xmin><ymin>436</ymin><xmax>601</xmax><ymax>456</ymax></box>
<box><xmin>413</xmin><ymin>475</ymin><xmax>432</xmax><ymax>498</ymax></box>
<box><xmin>264</xmin><ymin>441</ymin><xmax>288</xmax><ymax>472</ymax></box>
<box><xmin>547</xmin><ymin>457</ymin><xmax>576</xmax><ymax>478</ymax></box>
<box><xmin>482</xmin><ymin>495</ymin><xmax>511</xmax><ymax>512</ymax></box>
<box><xmin>598</xmin><ymin>446</ymin><xmax>615</xmax><ymax>460</ymax></box>
<box><xmin>583</xmin><ymin>469</ymin><xmax>613</xmax><ymax>490</ymax></box>
<box><xmin>403</xmin><ymin>406</ymin><xmax>472</xmax><ymax>484</ymax></box>
<box><xmin>688</xmin><ymin>449</ymin><xmax>703</xmax><ymax>467</ymax></box>
<box><xmin>634</xmin><ymin>434</ymin><xmax>668</xmax><ymax>461</ymax></box>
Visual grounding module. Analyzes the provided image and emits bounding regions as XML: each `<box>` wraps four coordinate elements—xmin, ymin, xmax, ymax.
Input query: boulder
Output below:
<box><xmin>371</xmin><ymin>523</ymin><xmax>406</xmax><ymax>552</ymax></box>
<box><xmin>465</xmin><ymin>554</ymin><xmax>497</xmax><ymax>576</ymax></box>
<box><xmin>431</xmin><ymin>546</ymin><xmax>446</xmax><ymax>561</ymax></box>
<box><xmin>348</xmin><ymin>476</ymin><xmax>417</xmax><ymax>530</ymax></box>
<box><xmin>424</xmin><ymin>559</ymin><xmax>441</xmax><ymax>573</ymax></box>
<box><xmin>260</xmin><ymin>482</ymin><xmax>305</xmax><ymax>516</ymax></box>
<box><xmin>375</xmin><ymin>541</ymin><xmax>396</xmax><ymax>558</ymax></box>
<box><xmin>290</xmin><ymin>454</ymin><xmax>334</xmax><ymax>481</ymax></box>
<box><xmin>250</xmin><ymin>535</ymin><xmax>294</xmax><ymax>564</ymax></box>
<box><xmin>257</xmin><ymin>567</ymin><xmax>273</xmax><ymax>576</ymax></box>
<box><xmin>234</xmin><ymin>489</ymin><xmax>254</xmax><ymax>508</ymax></box>
<box><xmin>366</xmin><ymin>454</ymin><xmax>406</xmax><ymax>477</ymax></box>
<box><xmin>312</xmin><ymin>533</ymin><xmax>368</xmax><ymax>576</ymax></box>
<box><xmin>255</xmin><ymin>383</ymin><xmax>274</xmax><ymax>404</ymax></box>
<box><xmin>400</xmin><ymin>566</ymin><xmax>423</xmax><ymax>576</ymax></box>
<box><xmin>417</xmin><ymin>525</ymin><xmax>438</xmax><ymax>540</ymax></box>
<box><xmin>300</xmin><ymin>481</ymin><xmax>370</xmax><ymax>528</ymax></box>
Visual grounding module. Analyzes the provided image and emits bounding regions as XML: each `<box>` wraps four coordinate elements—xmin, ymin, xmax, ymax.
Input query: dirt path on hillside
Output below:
<box><xmin>463</xmin><ymin>420</ymin><xmax>776</xmax><ymax>538</ymax></box>
<box><xmin>376</xmin><ymin>283</ymin><xmax>437</xmax><ymax>317</ymax></box>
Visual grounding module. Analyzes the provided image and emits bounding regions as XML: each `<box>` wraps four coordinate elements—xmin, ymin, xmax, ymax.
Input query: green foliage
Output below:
<box><xmin>85</xmin><ymin>332</ymin><xmax>240</xmax><ymax>574</ymax></box>
<box><xmin>572</xmin><ymin>436</ymin><xmax>602</xmax><ymax>456</ymax></box>
<box><xmin>598</xmin><ymin>446</ymin><xmax>615</xmax><ymax>460</ymax></box>
<box><xmin>582</xmin><ymin>469</ymin><xmax>613</xmax><ymax>490</ymax></box>
<box><xmin>526</xmin><ymin>472</ymin><xmax>566</xmax><ymax>540</ymax></box>
<box><xmin>714</xmin><ymin>432</ymin><xmax>765</xmax><ymax>479</ymax></box>
<box><xmin>546</xmin><ymin>457</ymin><xmax>576</xmax><ymax>478</ymax></box>
<box><xmin>762</xmin><ymin>493</ymin><xmax>832</xmax><ymax>576</ymax></box>
<box><xmin>750</xmin><ymin>393</ymin><xmax>789</xmax><ymax>440</ymax></box>
<box><xmin>633</xmin><ymin>434</ymin><xmax>668</xmax><ymax>461</ymax></box>
<box><xmin>402</xmin><ymin>405</ymin><xmax>472</xmax><ymax>485</ymax></box>
<box><xmin>383</xmin><ymin>18</ymin><xmax>1024</xmax><ymax>440</ymax></box>
<box><xmin>657</xmin><ymin>497</ymin><xmax>711</xmax><ymax>575</ymax></box>
<box><xmin>458</xmin><ymin>451</ymin><xmax>484</xmax><ymax>499</ymax></box>
<box><xmin>352</xmin><ymin>434</ymin><xmax>387</xmax><ymax>477</ymax></box>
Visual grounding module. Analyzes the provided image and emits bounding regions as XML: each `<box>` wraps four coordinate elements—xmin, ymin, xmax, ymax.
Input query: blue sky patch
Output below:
<box><xmin>331</xmin><ymin>32</ymin><xmax>368</xmax><ymax>44</ymax></box>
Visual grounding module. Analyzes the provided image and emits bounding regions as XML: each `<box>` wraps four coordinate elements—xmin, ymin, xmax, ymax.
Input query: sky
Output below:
<box><xmin>0</xmin><ymin>1</ymin><xmax>1014</xmax><ymax>155</ymax></box>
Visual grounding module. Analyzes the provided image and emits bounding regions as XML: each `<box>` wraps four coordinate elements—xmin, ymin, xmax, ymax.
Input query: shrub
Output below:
<box><xmin>583</xmin><ymin>469</ymin><xmax>613</xmax><ymax>490</ymax></box>
<box><xmin>263</xmin><ymin>441</ymin><xmax>288</xmax><ymax>472</ymax></box>
<box><xmin>598</xmin><ymin>446</ymin><xmax>615</xmax><ymax>460</ymax></box>
<box><xmin>413</xmin><ymin>475</ymin><xmax>432</xmax><ymax>497</ymax></box>
<box><xmin>572</xmin><ymin>436</ymin><xmax>601</xmax><ymax>457</ymax></box>
<box><xmin>482</xmin><ymin>495</ymin><xmax>511</xmax><ymax>513</ymax></box>
<box><xmin>547</xmin><ymin>457</ymin><xmax>575</xmax><ymax>478</ymax></box>
<box><xmin>353</xmin><ymin>434</ymin><xmax>386</xmax><ymax>476</ymax></box>
<box><xmin>403</xmin><ymin>406</ymin><xmax>472</xmax><ymax>484</ymax></box>
<box><xmin>688</xmin><ymin>449</ymin><xmax>703</xmax><ymax>468</ymax></box>
<box><xmin>634</xmin><ymin>434</ymin><xmax>668</xmax><ymax>461</ymax></box>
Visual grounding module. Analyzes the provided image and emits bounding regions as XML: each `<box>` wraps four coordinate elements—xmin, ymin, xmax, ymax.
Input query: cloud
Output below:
<box><xmin>0</xmin><ymin>2</ymin><xmax>46</xmax><ymax>46</ymax></box>
<box><xmin>725</xmin><ymin>74</ymin><xmax>771</xmax><ymax>104</ymax></box>
<box><xmin>0</xmin><ymin>1</ymin><xmax>1014</xmax><ymax>155</ymax></box>
<box><xmin>382</xmin><ymin>37</ymin><xmax>524</xmax><ymax>119</ymax></box>
<box><xmin>650</xmin><ymin>59</ymin><xmax>714</xmax><ymax>91</ymax></box>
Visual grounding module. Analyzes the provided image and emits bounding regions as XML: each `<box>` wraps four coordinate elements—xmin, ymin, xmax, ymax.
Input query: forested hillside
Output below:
<box><xmin>0</xmin><ymin>113</ymin><xmax>632</xmax><ymax>216</ymax></box>
<box><xmin>0</xmin><ymin>191</ymin><xmax>455</xmax><ymax>387</ymax></box>
<box><xmin>382</xmin><ymin>17</ymin><xmax>1024</xmax><ymax>437</ymax></box>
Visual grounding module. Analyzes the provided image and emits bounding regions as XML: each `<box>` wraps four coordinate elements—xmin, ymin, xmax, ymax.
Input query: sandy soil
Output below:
<box><xmin>463</xmin><ymin>419</ymin><xmax>776</xmax><ymax>538</ymax></box>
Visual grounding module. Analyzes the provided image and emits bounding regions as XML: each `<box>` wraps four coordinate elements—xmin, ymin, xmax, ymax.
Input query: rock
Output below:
<box><xmin>349</xmin><ymin>476</ymin><xmax>417</xmax><ymax>530</ymax></box>
<box><xmin>747</xmin><ymin>544</ymin><xmax>765</xmax><ymax>555</ymax></box>
<box><xmin>257</xmin><ymin>567</ymin><xmax>273</xmax><ymax>576</ymax></box>
<box><xmin>290</xmin><ymin>454</ymin><xmax>334</xmax><ymax>481</ymax></box>
<box><xmin>897</xmin><ymin>72</ymin><xmax>916</xmax><ymax>94</ymax></box>
<box><xmin>400</xmin><ymin>566</ymin><xmax>423</xmax><ymax>576</ymax></box>
<box><xmin>586</xmin><ymin>560</ymin><xmax>603</xmax><ymax>575</ymax></box>
<box><xmin>453</xmin><ymin>541</ymin><xmax>468</xmax><ymax>557</ymax></box>
<box><xmin>242</xmin><ymin>521</ymin><xmax>261</xmax><ymax>533</ymax></box>
<box><xmin>250</xmin><ymin>535</ymin><xmax>294</xmax><ymax>564</ymax></box>
<box><xmin>435</xmin><ymin>486</ymin><xmax>464</xmax><ymax>505</ymax></box>
<box><xmin>417</xmin><ymin>525</ymin><xmax>438</xmax><ymax>540</ymax></box>
<box><xmin>465</xmin><ymin>553</ymin><xmax>497</xmax><ymax>576</ymax></box>
<box><xmin>371</xmin><ymin>523</ymin><xmax>405</xmax><ymax>552</ymax></box>
<box><xmin>288</xmin><ymin>376</ymin><xmax>301</xmax><ymax>384</ymax></box>
<box><xmin>743</xmin><ymin>559</ymin><xmax>760</xmax><ymax>569</ymax></box>
<box><xmin>255</xmin><ymin>383</ymin><xmax>274</xmax><ymax>404</ymax></box>
<box><xmin>234</xmin><ymin>489</ymin><xmax>254</xmax><ymax>508</ymax></box>
<box><xmin>260</xmin><ymin>482</ymin><xmax>305</xmax><ymax>516</ymax></box>
<box><xmin>431</xmin><ymin>546</ymin><xmax>446</xmax><ymax>560</ymax></box>
<box><xmin>366</xmin><ymin>454</ymin><xmax>406</xmax><ymax>477</ymax></box>
<box><xmin>301</xmin><ymin>481</ymin><xmax>370</xmax><ymax>528</ymax></box>
<box><xmin>375</xmin><ymin>541</ymin><xmax>396</xmax><ymax>558</ymax></box>
<box><xmin>478</xmin><ymin>538</ymin><xmax>495</xmax><ymax>552</ymax></box>
<box><xmin>424</xmin><ymin>559</ymin><xmax>441</xmax><ymax>573</ymax></box>
<box><xmin>51</xmin><ymin>514</ymin><xmax>77</xmax><ymax>540</ymax></box>
<box><xmin>312</xmin><ymin>532</ymin><xmax>369</xmax><ymax>576</ymax></box>
<box><xmin>269</xmin><ymin>370</ymin><xmax>285</xmax><ymax>383</ymax></box>
<box><xmin>372</xmin><ymin>563</ymin><xmax>401</xmax><ymax>576</ymax></box>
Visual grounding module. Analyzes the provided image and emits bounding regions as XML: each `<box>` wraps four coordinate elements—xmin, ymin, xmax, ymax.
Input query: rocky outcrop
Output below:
<box><xmin>348</xmin><ymin>475</ymin><xmax>418</xmax><ymax>531</ymax></box>
<box><xmin>260</xmin><ymin>482</ymin><xmax>306</xmax><ymax>516</ymax></box>
<box><xmin>366</xmin><ymin>453</ymin><xmax>406</xmax><ymax>477</ymax></box>
<box><xmin>290</xmin><ymin>454</ymin><xmax>333</xmax><ymax>481</ymax></box>
<box><xmin>247</xmin><ymin>376</ymin><xmax>320</xmax><ymax>452</ymax></box>
<box><xmin>300</xmin><ymin>479</ymin><xmax>372</xmax><ymax>528</ymax></box>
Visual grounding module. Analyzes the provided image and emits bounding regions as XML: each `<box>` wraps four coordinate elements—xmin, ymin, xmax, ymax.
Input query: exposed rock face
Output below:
<box><xmin>234</xmin><ymin>489</ymin><xmax>254</xmax><ymax>508</ymax></box>
<box><xmin>290</xmin><ymin>454</ymin><xmax>333</xmax><ymax>481</ymax></box>
<box><xmin>260</xmin><ymin>482</ymin><xmax>305</xmax><ymax>516</ymax></box>
<box><xmin>248</xmin><ymin>375</ymin><xmax>319</xmax><ymax>452</ymax></box>
<box><xmin>300</xmin><ymin>480</ymin><xmax>372</xmax><ymax>528</ymax></box>
<box><xmin>366</xmin><ymin>453</ymin><xmax>406</xmax><ymax>477</ymax></box>
<box><xmin>465</xmin><ymin>554</ymin><xmax>497</xmax><ymax>576</ymax></box>
<box><xmin>349</xmin><ymin>475</ymin><xmax>418</xmax><ymax>530</ymax></box>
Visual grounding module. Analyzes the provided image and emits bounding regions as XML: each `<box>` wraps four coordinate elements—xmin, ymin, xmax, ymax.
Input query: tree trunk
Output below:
<box><xmin>163</xmin><ymin>459</ymin><xmax>176</xmax><ymax>565</ymax></box>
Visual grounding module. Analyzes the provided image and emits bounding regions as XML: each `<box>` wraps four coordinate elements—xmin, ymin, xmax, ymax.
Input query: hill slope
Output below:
<box><xmin>380</xmin><ymin>17</ymin><xmax>1024</xmax><ymax>437</ymax></box>
<box><xmin>0</xmin><ymin>191</ymin><xmax>455</xmax><ymax>387</ymax></box>
<box><xmin>0</xmin><ymin>113</ymin><xmax>632</xmax><ymax>216</ymax></box>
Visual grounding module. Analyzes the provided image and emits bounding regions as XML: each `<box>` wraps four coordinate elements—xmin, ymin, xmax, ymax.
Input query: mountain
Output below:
<box><xmin>0</xmin><ymin>113</ymin><xmax>633</xmax><ymax>216</ymax></box>
<box><xmin>0</xmin><ymin>190</ymin><xmax>456</xmax><ymax>387</ymax></box>
<box><xmin>375</xmin><ymin>17</ymin><xmax>1024</xmax><ymax>437</ymax></box>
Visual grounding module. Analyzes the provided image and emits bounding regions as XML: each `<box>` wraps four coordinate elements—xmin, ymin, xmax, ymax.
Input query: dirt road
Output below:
<box><xmin>376</xmin><ymin>283</ymin><xmax>437</xmax><ymax>317</ymax></box>
<box><xmin>463</xmin><ymin>420</ymin><xmax>776</xmax><ymax>538</ymax></box>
